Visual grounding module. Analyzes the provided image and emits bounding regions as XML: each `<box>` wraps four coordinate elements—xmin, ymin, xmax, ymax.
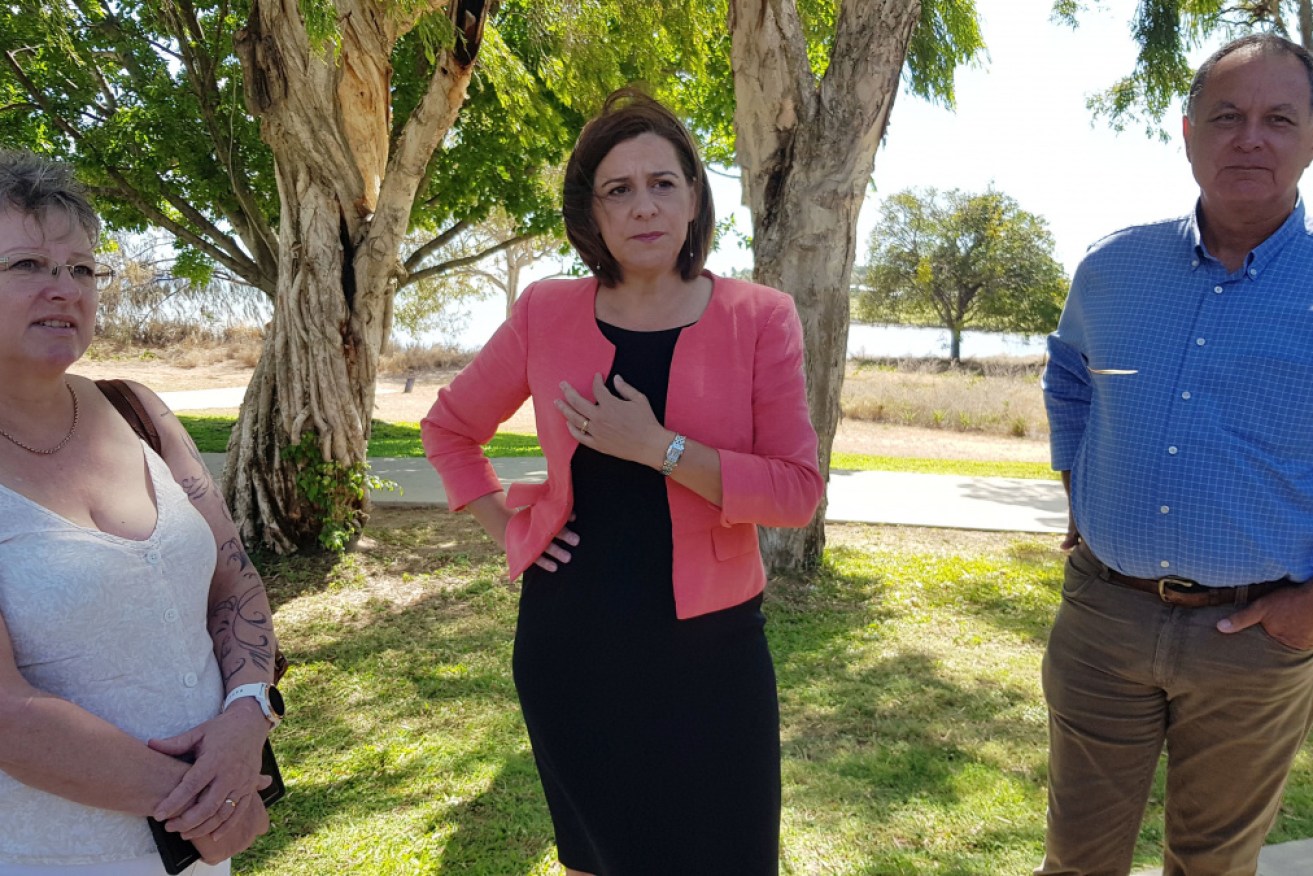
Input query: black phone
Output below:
<box><xmin>147</xmin><ymin>740</ymin><xmax>285</xmax><ymax>875</ymax></box>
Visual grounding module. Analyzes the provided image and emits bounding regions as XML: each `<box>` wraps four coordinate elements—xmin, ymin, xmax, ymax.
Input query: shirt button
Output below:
<box><xmin>164</xmin><ymin>608</ymin><xmax>179</xmax><ymax>623</ymax></box>
<box><xmin>1213</xmin><ymin>285</ymin><xmax>1224</xmax><ymax>294</ymax></box>
<box><xmin>1160</xmin><ymin>505</ymin><xmax>1171</xmax><ymax>514</ymax></box>
<box><xmin>145</xmin><ymin>550</ymin><xmax>161</xmax><ymax>565</ymax></box>
<box><xmin>183</xmin><ymin>673</ymin><xmax>198</xmax><ymax>688</ymax></box>
<box><xmin>1160</xmin><ymin>560</ymin><xmax>1171</xmax><ymax>569</ymax></box>
<box><xmin>1168</xmin><ymin>446</ymin><xmax>1179</xmax><ymax>455</ymax></box>
<box><xmin>1195</xmin><ymin>338</ymin><xmax>1206</xmax><ymax>346</ymax></box>
<box><xmin>1248</xmin><ymin>268</ymin><xmax>1257</xmax><ymax>277</ymax></box>
<box><xmin>1181</xmin><ymin>391</ymin><xmax>1191</xmax><ymax>400</ymax></box>
<box><xmin>1191</xmin><ymin>259</ymin><xmax>1200</xmax><ymax>268</ymax></box>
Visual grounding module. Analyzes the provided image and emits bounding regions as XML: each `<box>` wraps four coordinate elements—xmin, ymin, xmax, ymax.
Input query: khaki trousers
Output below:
<box><xmin>1036</xmin><ymin>543</ymin><xmax>1313</xmax><ymax>876</ymax></box>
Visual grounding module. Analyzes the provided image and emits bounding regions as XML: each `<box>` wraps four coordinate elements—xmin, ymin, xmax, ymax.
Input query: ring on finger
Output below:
<box><xmin>224</xmin><ymin>797</ymin><xmax>238</xmax><ymax>810</ymax></box>
<box><xmin>580</xmin><ymin>417</ymin><xmax>590</xmax><ymax>435</ymax></box>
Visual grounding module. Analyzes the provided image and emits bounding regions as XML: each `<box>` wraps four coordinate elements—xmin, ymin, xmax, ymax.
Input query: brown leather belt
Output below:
<box><xmin>1104</xmin><ymin>568</ymin><xmax>1295</xmax><ymax>607</ymax></box>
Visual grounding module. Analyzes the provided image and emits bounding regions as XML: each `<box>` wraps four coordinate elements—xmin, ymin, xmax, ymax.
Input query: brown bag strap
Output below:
<box><xmin>96</xmin><ymin>378</ymin><xmax>162</xmax><ymax>456</ymax></box>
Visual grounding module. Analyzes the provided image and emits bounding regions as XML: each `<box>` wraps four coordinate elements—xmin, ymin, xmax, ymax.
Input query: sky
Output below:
<box><xmin>455</xmin><ymin>0</ymin><xmax>1230</xmax><ymax>346</ymax></box>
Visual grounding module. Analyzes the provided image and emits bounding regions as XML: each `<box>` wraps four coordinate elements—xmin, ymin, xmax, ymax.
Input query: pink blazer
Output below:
<box><xmin>421</xmin><ymin>273</ymin><xmax>823</xmax><ymax>619</ymax></box>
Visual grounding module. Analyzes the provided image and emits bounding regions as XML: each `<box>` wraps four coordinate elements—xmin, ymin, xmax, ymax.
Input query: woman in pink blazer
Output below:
<box><xmin>422</xmin><ymin>88</ymin><xmax>822</xmax><ymax>875</ymax></box>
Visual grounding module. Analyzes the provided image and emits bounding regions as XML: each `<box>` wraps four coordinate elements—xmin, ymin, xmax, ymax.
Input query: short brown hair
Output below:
<box><xmin>0</xmin><ymin>149</ymin><xmax>100</xmax><ymax>240</ymax></box>
<box><xmin>563</xmin><ymin>87</ymin><xmax>715</xmax><ymax>287</ymax></box>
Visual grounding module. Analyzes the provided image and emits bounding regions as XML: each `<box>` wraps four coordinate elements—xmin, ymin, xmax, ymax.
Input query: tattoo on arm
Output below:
<box><xmin>179</xmin><ymin>473</ymin><xmax>211</xmax><ymax>503</ymax></box>
<box><xmin>212</xmin><ymin>537</ymin><xmax>273</xmax><ymax>683</ymax></box>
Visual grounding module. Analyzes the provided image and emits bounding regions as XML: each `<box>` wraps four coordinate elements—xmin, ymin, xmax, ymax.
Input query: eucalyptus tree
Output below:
<box><xmin>730</xmin><ymin>0</ymin><xmax>986</xmax><ymax>569</ymax></box>
<box><xmin>0</xmin><ymin>0</ymin><xmax>721</xmax><ymax>552</ymax></box>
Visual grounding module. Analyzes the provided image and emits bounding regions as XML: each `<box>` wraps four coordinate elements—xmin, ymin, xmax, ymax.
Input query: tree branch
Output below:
<box><xmin>403</xmin><ymin>218</ymin><xmax>471</xmax><ymax>271</ymax></box>
<box><xmin>365</xmin><ymin>1</ymin><xmax>492</xmax><ymax>293</ymax></box>
<box><xmin>156</xmin><ymin>0</ymin><xmax>279</xmax><ymax>279</ymax></box>
<box><xmin>402</xmin><ymin>232</ymin><xmax>536</xmax><ymax>288</ymax></box>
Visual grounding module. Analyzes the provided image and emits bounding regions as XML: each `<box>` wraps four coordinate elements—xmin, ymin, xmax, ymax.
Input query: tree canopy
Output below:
<box><xmin>855</xmin><ymin>187</ymin><xmax>1067</xmax><ymax>362</ymax></box>
<box><xmin>1055</xmin><ymin>0</ymin><xmax>1313</xmax><ymax>138</ymax></box>
<box><xmin>0</xmin><ymin>1</ymin><xmax>730</xmax><ymax>295</ymax></box>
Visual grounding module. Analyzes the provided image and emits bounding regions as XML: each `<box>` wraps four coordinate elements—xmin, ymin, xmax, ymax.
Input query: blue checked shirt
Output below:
<box><xmin>1043</xmin><ymin>200</ymin><xmax>1313</xmax><ymax>586</ymax></box>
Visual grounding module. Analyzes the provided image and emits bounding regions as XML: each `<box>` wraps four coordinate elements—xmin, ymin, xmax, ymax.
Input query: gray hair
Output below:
<box><xmin>0</xmin><ymin>150</ymin><xmax>101</xmax><ymax>240</ymax></box>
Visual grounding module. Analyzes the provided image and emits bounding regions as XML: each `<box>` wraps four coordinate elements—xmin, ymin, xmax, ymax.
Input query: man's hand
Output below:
<box><xmin>1059</xmin><ymin>471</ymin><xmax>1081</xmax><ymax>551</ymax></box>
<box><xmin>148</xmin><ymin>703</ymin><xmax>270</xmax><ymax>838</ymax></box>
<box><xmin>190</xmin><ymin>792</ymin><xmax>270</xmax><ymax>864</ymax></box>
<box><xmin>1218</xmin><ymin>584</ymin><xmax>1313</xmax><ymax>650</ymax></box>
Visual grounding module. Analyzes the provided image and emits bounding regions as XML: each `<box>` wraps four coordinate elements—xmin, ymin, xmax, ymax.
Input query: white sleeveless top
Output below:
<box><xmin>0</xmin><ymin>444</ymin><xmax>222</xmax><ymax>866</ymax></box>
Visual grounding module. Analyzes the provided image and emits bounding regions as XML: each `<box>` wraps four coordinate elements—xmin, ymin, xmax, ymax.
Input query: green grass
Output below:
<box><xmin>830</xmin><ymin>453</ymin><xmax>1059</xmax><ymax>481</ymax></box>
<box><xmin>182</xmin><ymin>417</ymin><xmax>544</xmax><ymax>460</ymax></box>
<box><xmin>182</xmin><ymin>418</ymin><xmax>1054</xmax><ymax>480</ymax></box>
<box><xmin>178</xmin><ymin>416</ymin><xmax>237</xmax><ymax>454</ymax></box>
<box><xmin>235</xmin><ymin>518</ymin><xmax>1313</xmax><ymax>874</ymax></box>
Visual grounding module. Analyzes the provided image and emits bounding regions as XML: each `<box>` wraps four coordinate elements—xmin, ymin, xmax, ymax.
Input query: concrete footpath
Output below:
<box><xmin>200</xmin><ymin>454</ymin><xmax>1073</xmax><ymax>533</ymax></box>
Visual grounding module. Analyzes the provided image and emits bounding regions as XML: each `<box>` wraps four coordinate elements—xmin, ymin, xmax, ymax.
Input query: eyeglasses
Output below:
<box><xmin>0</xmin><ymin>252</ymin><xmax>115</xmax><ymax>290</ymax></box>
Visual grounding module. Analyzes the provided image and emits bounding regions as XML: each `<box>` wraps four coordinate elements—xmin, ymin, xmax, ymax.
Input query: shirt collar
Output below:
<box><xmin>1189</xmin><ymin>197</ymin><xmax>1307</xmax><ymax>277</ymax></box>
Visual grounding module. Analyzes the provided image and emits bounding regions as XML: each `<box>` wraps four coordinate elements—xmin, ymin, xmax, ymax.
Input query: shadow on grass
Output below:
<box><xmin>768</xmin><ymin>555</ymin><xmax>1050</xmax><ymax>871</ymax></box>
<box><xmin>248</xmin><ymin>513</ymin><xmax>1058</xmax><ymax>873</ymax></box>
<box><xmin>239</xmin><ymin>513</ymin><xmax>559</xmax><ymax>873</ymax></box>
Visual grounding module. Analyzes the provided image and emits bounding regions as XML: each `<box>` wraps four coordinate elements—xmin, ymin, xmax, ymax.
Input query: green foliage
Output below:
<box><xmin>905</xmin><ymin>0</ymin><xmax>989</xmax><ymax>108</ymax></box>
<box><xmin>1057</xmin><ymin>0</ymin><xmax>1309</xmax><ymax>137</ymax></box>
<box><xmin>1</xmin><ymin>0</ymin><xmax>988</xmax><ymax>304</ymax></box>
<box><xmin>0</xmin><ymin>1</ymin><xmax>275</xmax><ymax>237</ymax></box>
<box><xmin>0</xmin><ymin>0</ymin><xmax>732</xmax><ymax>298</ymax></box>
<box><xmin>855</xmin><ymin>187</ymin><xmax>1068</xmax><ymax>361</ymax></box>
<box><xmin>282</xmin><ymin>432</ymin><xmax>399</xmax><ymax>552</ymax></box>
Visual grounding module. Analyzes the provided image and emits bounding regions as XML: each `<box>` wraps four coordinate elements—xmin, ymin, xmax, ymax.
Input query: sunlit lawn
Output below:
<box><xmin>181</xmin><ymin>418</ymin><xmax>1055</xmax><ymax>480</ymax></box>
<box><xmin>235</xmin><ymin>515</ymin><xmax>1313</xmax><ymax>874</ymax></box>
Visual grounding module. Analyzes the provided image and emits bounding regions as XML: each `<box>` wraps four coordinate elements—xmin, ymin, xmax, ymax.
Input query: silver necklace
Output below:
<box><xmin>0</xmin><ymin>383</ymin><xmax>80</xmax><ymax>455</ymax></box>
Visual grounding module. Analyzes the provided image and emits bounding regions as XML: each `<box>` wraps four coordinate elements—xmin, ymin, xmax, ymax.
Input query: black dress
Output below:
<box><xmin>512</xmin><ymin>321</ymin><xmax>780</xmax><ymax>875</ymax></box>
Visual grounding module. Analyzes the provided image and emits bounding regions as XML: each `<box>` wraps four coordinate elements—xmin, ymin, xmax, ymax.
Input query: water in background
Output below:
<box><xmin>446</xmin><ymin>308</ymin><xmax>1048</xmax><ymax>360</ymax></box>
<box><xmin>847</xmin><ymin>323</ymin><xmax>1047</xmax><ymax>359</ymax></box>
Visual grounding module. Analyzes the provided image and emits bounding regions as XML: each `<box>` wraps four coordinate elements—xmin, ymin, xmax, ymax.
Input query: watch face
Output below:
<box><xmin>268</xmin><ymin>685</ymin><xmax>286</xmax><ymax>719</ymax></box>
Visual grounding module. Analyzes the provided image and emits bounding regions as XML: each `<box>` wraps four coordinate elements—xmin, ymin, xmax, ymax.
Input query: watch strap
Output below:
<box><xmin>223</xmin><ymin>682</ymin><xmax>281</xmax><ymax>727</ymax></box>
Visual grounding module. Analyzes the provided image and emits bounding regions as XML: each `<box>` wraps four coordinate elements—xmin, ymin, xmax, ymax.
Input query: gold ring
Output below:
<box><xmin>224</xmin><ymin>798</ymin><xmax>238</xmax><ymax>809</ymax></box>
<box><xmin>580</xmin><ymin>418</ymin><xmax>589</xmax><ymax>434</ymax></box>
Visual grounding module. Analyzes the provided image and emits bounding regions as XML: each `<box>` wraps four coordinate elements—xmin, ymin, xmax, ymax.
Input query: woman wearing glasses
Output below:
<box><xmin>423</xmin><ymin>90</ymin><xmax>823</xmax><ymax>874</ymax></box>
<box><xmin>0</xmin><ymin>150</ymin><xmax>280</xmax><ymax>874</ymax></box>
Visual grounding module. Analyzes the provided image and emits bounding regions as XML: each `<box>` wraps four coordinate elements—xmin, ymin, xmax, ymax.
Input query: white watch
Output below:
<box><xmin>222</xmin><ymin>682</ymin><xmax>285</xmax><ymax>728</ymax></box>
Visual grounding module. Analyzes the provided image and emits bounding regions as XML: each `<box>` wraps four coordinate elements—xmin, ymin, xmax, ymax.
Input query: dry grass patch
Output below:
<box><xmin>843</xmin><ymin>357</ymin><xmax>1048</xmax><ymax>439</ymax></box>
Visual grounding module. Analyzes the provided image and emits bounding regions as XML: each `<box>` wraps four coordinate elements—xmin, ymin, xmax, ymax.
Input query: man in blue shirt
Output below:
<box><xmin>1039</xmin><ymin>33</ymin><xmax>1313</xmax><ymax>875</ymax></box>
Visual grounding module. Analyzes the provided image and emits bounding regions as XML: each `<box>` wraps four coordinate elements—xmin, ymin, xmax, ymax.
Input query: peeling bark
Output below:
<box><xmin>730</xmin><ymin>0</ymin><xmax>922</xmax><ymax>571</ymax></box>
<box><xmin>228</xmin><ymin>0</ymin><xmax>489</xmax><ymax>551</ymax></box>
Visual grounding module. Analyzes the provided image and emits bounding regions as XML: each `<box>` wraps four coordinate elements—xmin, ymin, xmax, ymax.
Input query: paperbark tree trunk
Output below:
<box><xmin>730</xmin><ymin>0</ymin><xmax>922</xmax><ymax>572</ymax></box>
<box><xmin>228</xmin><ymin>0</ymin><xmax>490</xmax><ymax>552</ymax></box>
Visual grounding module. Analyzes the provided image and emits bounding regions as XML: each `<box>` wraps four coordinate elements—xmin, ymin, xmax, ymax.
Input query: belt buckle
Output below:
<box><xmin>1157</xmin><ymin>575</ymin><xmax>1197</xmax><ymax>601</ymax></box>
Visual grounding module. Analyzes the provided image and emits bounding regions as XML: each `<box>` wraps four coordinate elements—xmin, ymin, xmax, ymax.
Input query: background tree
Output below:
<box><xmin>1054</xmin><ymin>0</ymin><xmax>1312</xmax><ymax>137</ymax></box>
<box><xmin>392</xmin><ymin>213</ymin><xmax>566</xmax><ymax>343</ymax></box>
<box><xmin>854</xmin><ymin>187</ymin><xmax>1067</xmax><ymax>363</ymax></box>
<box><xmin>730</xmin><ymin>0</ymin><xmax>986</xmax><ymax>571</ymax></box>
<box><xmin>97</xmin><ymin>231</ymin><xmax>270</xmax><ymax>344</ymax></box>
